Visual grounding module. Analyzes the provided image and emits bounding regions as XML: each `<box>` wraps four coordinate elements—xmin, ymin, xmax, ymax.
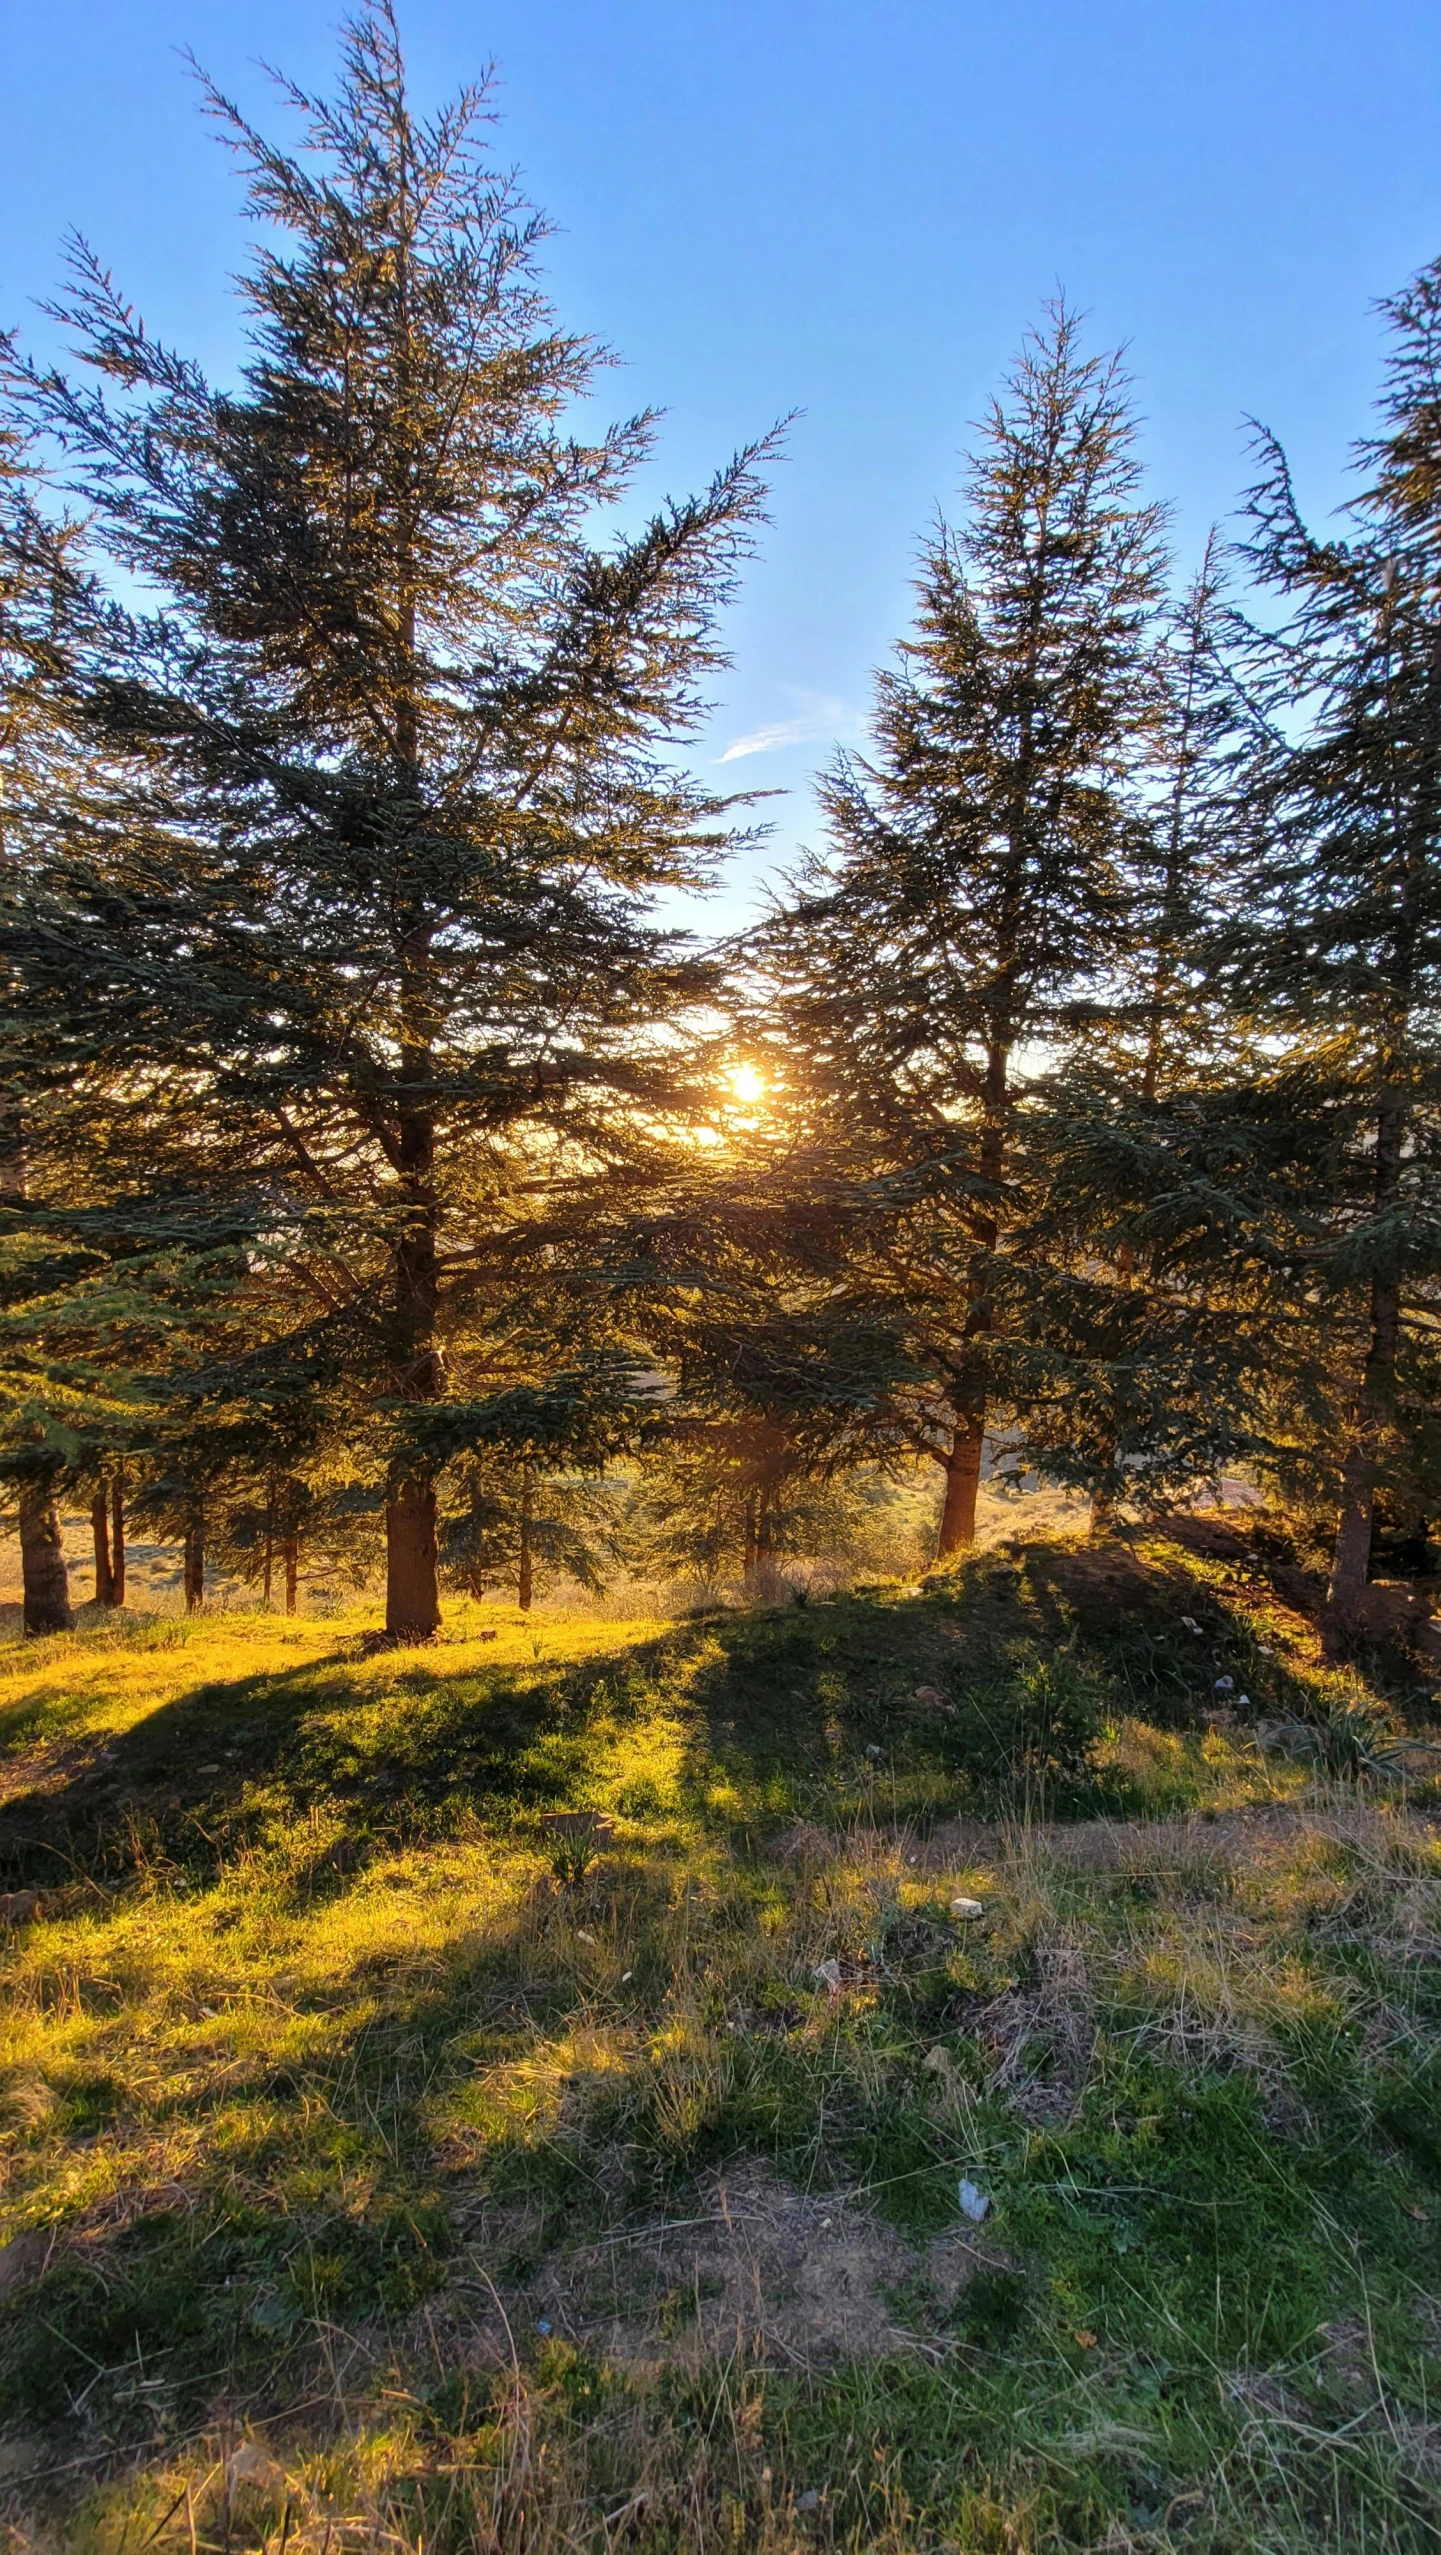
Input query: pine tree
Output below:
<box><xmin>1226</xmin><ymin>259</ymin><xmax>1441</xmax><ymax>1652</ymax></box>
<box><xmin>4</xmin><ymin>5</ymin><xmax>771</xmax><ymax>1636</ymax></box>
<box><xmin>760</xmin><ymin>304</ymin><xmax>1166</xmax><ymax>1555</ymax></box>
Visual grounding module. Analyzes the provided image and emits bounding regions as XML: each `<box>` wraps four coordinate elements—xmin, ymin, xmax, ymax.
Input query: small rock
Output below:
<box><xmin>797</xmin><ymin>2489</ymin><xmax>821</xmax><ymax>2512</ymax></box>
<box><xmin>1214</xmin><ymin>1676</ymin><xmax>1235</xmax><ymax>1695</ymax></box>
<box><xmin>923</xmin><ymin>2044</ymin><xmax>952</xmax><ymax>2074</ymax></box>
<box><xmin>913</xmin><ymin>1684</ymin><xmax>954</xmax><ymax>1713</ymax></box>
<box><xmin>1181</xmin><ymin>1616</ymin><xmax>1203</xmax><ymax>1634</ymax></box>
<box><xmin>0</xmin><ymin>1891</ymin><xmax>42</xmax><ymax>1927</ymax></box>
<box><xmin>950</xmin><ymin>1897</ymin><xmax>984</xmax><ymax>1918</ymax></box>
<box><xmin>958</xmin><ymin>2178</ymin><xmax>990</xmax><ymax>2223</ymax></box>
<box><xmin>865</xmin><ymin>1744</ymin><xmax>882</xmax><ymax>1759</ymax></box>
<box><xmin>621</xmin><ymin>1970</ymin><xmax>633</xmax><ymax>1983</ymax></box>
<box><xmin>576</xmin><ymin>1929</ymin><xmax>596</xmax><ymax>1944</ymax></box>
<box><xmin>1236</xmin><ymin>1693</ymin><xmax>1251</xmax><ymax>1711</ymax></box>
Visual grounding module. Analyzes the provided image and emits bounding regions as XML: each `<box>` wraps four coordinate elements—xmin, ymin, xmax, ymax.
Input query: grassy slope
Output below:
<box><xmin>0</xmin><ymin>1533</ymin><xmax>1438</xmax><ymax>2553</ymax></box>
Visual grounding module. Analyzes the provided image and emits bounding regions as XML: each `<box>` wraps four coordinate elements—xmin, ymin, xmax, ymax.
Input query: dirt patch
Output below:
<box><xmin>449</xmin><ymin>2164</ymin><xmax>1007</xmax><ymax>2374</ymax></box>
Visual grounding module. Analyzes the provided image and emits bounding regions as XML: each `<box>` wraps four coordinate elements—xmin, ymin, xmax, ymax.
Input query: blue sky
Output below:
<box><xmin>5</xmin><ymin>0</ymin><xmax>1441</xmax><ymax>918</ymax></box>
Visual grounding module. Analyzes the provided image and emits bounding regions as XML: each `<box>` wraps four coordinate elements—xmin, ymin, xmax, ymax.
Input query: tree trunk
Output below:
<box><xmin>20</xmin><ymin>1484</ymin><xmax>72</xmax><ymax>1634</ymax></box>
<box><xmin>283</xmin><ymin>1534</ymin><xmax>298</xmax><ymax>1616</ymax></box>
<box><xmin>936</xmin><ymin>1031</ymin><xmax>1009</xmax><ymax>1564</ymax></box>
<box><xmin>1323</xmin><ymin>1091</ymin><xmax>1405</xmax><ymax>1660</ymax></box>
<box><xmin>385</xmin><ymin>1080</ymin><xmax>442</xmax><ymax>1637</ymax></box>
<box><xmin>742</xmin><ymin>1492</ymin><xmax>758</xmax><ymax>1591</ymax></box>
<box><xmin>936</xmin><ymin>1417</ymin><xmax>986</xmax><ymax>1559</ymax></box>
<box><xmin>1088</xmin><ymin>1466</ymin><xmax>1117</xmax><ymax>1542</ymax></box>
<box><xmin>110</xmin><ymin>1474</ymin><xmax>125</xmax><ymax>1607</ymax></box>
<box><xmin>518</xmin><ymin>1461</ymin><xmax>534</xmax><ymax>1613</ymax></box>
<box><xmin>386</xmin><ymin>1479</ymin><xmax>439</xmax><ymax>1638</ymax></box>
<box><xmin>1324</xmin><ymin>1267</ymin><xmax>1402</xmax><ymax>1657</ymax></box>
<box><xmin>262</xmin><ymin>1526</ymin><xmax>273</xmax><ymax>1604</ymax></box>
<box><xmin>91</xmin><ymin>1490</ymin><xmax>115</xmax><ymax>1605</ymax></box>
<box><xmin>183</xmin><ymin>1516</ymin><xmax>205</xmax><ymax>1614</ymax></box>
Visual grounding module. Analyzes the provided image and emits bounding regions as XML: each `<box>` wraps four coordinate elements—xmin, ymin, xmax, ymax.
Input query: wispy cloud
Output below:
<box><xmin>716</xmin><ymin>688</ymin><xmax>861</xmax><ymax>764</ymax></box>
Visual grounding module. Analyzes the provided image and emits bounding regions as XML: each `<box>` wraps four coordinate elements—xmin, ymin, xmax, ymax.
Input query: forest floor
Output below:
<box><xmin>0</xmin><ymin>1520</ymin><xmax>1439</xmax><ymax>2553</ymax></box>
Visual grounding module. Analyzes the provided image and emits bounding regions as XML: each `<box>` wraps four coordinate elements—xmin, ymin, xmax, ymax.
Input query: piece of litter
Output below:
<box><xmin>797</xmin><ymin>2490</ymin><xmax>821</xmax><ymax>2512</ymax></box>
<box><xmin>621</xmin><ymin>1970</ymin><xmax>633</xmax><ymax>1982</ymax></box>
<box><xmin>865</xmin><ymin>1744</ymin><xmax>882</xmax><ymax>1759</ymax></box>
<box><xmin>536</xmin><ymin>2318</ymin><xmax>552</xmax><ymax>2336</ymax></box>
<box><xmin>1214</xmin><ymin>1675</ymin><xmax>1235</xmax><ymax>1695</ymax></box>
<box><xmin>576</xmin><ymin>1929</ymin><xmax>596</xmax><ymax>1944</ymax></box>
<box><xmin>1181</xmin><ymin>1616</ymin><xmax>1202</xmax><ymax>1634</ymax></box>
<box><xmin>958</xmin><ymin>2178</ymin><xmax>990</xmax><ymax>2223</ymax></box>
<box><xmin>819</xmin><ymin>2216</ymin><xmax>831</xmax><ymax>2229</ymax></box>
<box><xmin>951</xmin><ymin>1897</ymin><xmax>984</xmax><ymax>1918</ymax></box>
<box><xmin>813</xmin><ymin>1957</ymin><xmax>843</xmax><ymax>1996</ymax></box>
<box><xmin>1236</xmin><ymin>1694</ymin><xmax>1251</xmax><ymax>1710</ymax></box>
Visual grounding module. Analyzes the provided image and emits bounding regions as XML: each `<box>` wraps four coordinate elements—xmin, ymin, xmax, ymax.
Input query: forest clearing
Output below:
<box><xmin>6</xmin><ymin>0</ymin><xmax>1441</xmax><ymax>2541</ymax></box>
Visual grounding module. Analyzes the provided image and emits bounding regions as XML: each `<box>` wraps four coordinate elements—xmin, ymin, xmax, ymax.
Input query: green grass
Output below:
<box><xmin>0</xmin><ymin>1532</ymin><xmax>1439</xmax><ymax>2551</ymax></box>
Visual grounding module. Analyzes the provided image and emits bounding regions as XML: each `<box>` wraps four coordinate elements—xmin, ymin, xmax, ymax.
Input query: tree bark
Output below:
<box><xmin>935</xmin><ymin>1032</ymin><xmax>1009</xmax><ymax>1562</ymax></box>
<box><xmin>262</xmin><ymin>1522</ymin><xmax>273</xmax><ymax>1604</ymax></box>
<box><xmin>110</xmin><ymin>1475</ymin><xmax>125</xmax><ymax>1607</ymax></box>
<box><xmin>91</xmin><ymin>1490</ymin><xmax>115</xmax><ymax>1605</ymax></box>
<box><xmin>386</xmin><ymin>1478</ymin><xmax>439</xmax><ymax>1637</ymax></box>
<box><xmin>1324</xmin><ymin>1268</ymin><xmax>1401</xmax><ymax>1657</ymax></box>
<box><xmin>518</xmin><ymin>1460</ymin><xmax>534</xmax><ymax>1612</ymax></box>
<box><xmin>1323</xmin><ymin>1090</ymin><xmax>1405</xmax><ymax>1659</ymax></box>
<box><xmin>384</xmin><ymin>1072</ymin><xmax>442</xmax><ymax>1635</ymax></box>
<box><xmin>20</xmin><ymin>1484</ymin><xmax>72</xmax><ymax>1634</ymax></box>
<box><xmin>742</xmin><ymin>1491</ymin><xmax>758</xmax><ymax>1590</ymax></box>
<box><xmin>936</xmin><ymin>1417</ymin><xmax>986</xmax><ymax>1558</ymax></box>
<box><xmin>1088</xmin><ymin>1468</ymin><xmax>1118</xmax><ymax>1542</ymax></box>
<box><xmin>283</xmin><ymin>1533</ymin><xmax>299</xmax><ymax>1616</ymax></box>
<box><xmin>183</xmin><ymin>1515</ymin><xmax>205</xmax><ymax>1614</ymax></box>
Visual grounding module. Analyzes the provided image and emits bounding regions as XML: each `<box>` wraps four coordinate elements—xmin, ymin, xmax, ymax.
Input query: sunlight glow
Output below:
<box><xmin>727</xmin><ymin>1063</ymin><xmax>766</xmax><ymax>1105</ymax></box>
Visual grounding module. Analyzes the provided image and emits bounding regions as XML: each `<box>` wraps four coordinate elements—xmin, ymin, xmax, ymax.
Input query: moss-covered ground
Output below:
<box><xmin>1</xmin><ymin>1527</ymin><xmax>1439</xmax><ymax>2551</ymax></box>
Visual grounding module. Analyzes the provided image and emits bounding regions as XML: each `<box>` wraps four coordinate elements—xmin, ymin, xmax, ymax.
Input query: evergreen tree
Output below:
<box><xmin>3</xmin><ymin>3</ymin><xmax>771</xmax><ymax>1637</ymax></box>
<box><xmin>760</xmin><ymin>304</ymin><xmax>1166</xmax><ymax>1554</ymax></box>
<box><xmin>1225</xmin><ymin>259</ymin><xmax>1441</xmax><ymax>1651</ymax></box>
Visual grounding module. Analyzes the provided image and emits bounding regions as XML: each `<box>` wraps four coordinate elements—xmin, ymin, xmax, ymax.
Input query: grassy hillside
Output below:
<box><xmin>0</xmin><ymin>1525</ymin><xmax>1439</xmax><ymax>2552</ymax></box>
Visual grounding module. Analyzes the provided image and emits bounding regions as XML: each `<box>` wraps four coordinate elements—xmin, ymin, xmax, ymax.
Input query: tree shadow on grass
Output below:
<box><xmin>0</xmin><ymin>1530</ymin><xmax>1306</xmax><ymax>1904</ymax></box>
<box><xmin>0</xmin><ymin>1624</ymin><xmax>713</xmax><ymax>1897</ymax></box>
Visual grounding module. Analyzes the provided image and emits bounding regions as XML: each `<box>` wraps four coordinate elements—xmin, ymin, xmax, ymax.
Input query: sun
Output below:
<box><xmin>727</xmin><ymin>1062</ymin><xmax>766</xmax><ymax>1106</ymax></box>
